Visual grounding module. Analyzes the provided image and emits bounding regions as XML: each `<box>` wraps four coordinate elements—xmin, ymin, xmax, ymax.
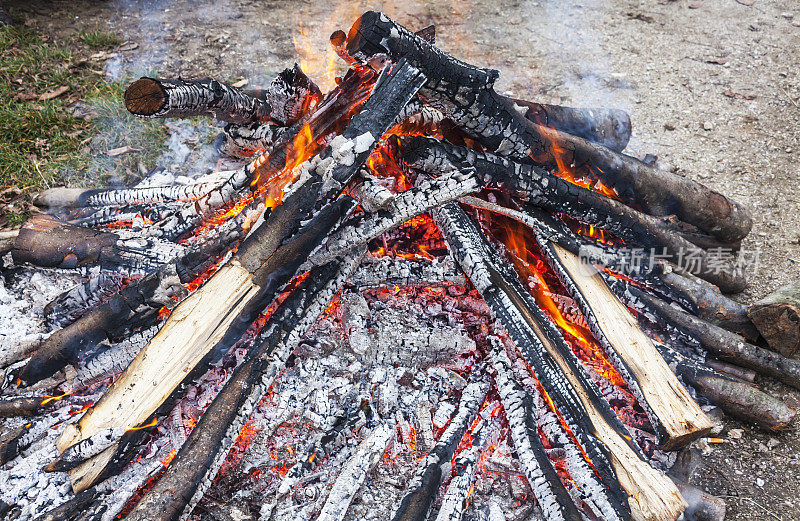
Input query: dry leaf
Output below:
<box><xmin>722</xmin><ymin>89</ymin><xmax>756</xmax><ymax>100</ymax></box>
<box><xmin>39</xmin><ymin>85</ymin><xmax>70</xmax><ymax>101</ymax></box>
<box><xmin>689</xmin><ymin>0</ymin><xmax>704</xmax><ymax>8</ymax></box>
<box><xmin>117</xmin><ymin>41</ymin><xmax>139</xmax><ymax>52</ymax></box>
<box><xmin>231</xmin><ymin>78</ymin><xmax>249</xmax><ymax>88</ymax></box>
<box><xmin>107</xmin><ymin>145</ymin><xmax>142</xmax><ymax>157</ymax></box>
<box><xmin>14</xmin><ymin>91</ymin><xmax>40</xmax><ymax>101</ymax></box>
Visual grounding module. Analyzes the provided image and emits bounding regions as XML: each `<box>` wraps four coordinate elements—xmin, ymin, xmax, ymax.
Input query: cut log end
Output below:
<box><xmin>748</xmin><ymin>282</ymin><xmax>800</xmax><ymax>358</ymax></box>
<box><xmin>124</xmin><ymin>77</ymin><xmax>167</xmax><ymax>116</ymax></box>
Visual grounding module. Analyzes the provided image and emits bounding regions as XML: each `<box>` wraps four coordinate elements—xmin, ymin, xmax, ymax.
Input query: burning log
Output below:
<box><xmin>43</xmin><ymin>273</ymin><xmax>129</xmax><ymax>329</ymax></box>
<box><xmin>54</xmin><ymin>61</ymin><xmax>425</xmax><ymax>493</ymax></box>
<box><xmin>121</xmin><ymin>252</ymin><xmax>364</xmax><ymax>521</ymax></box>
<box><xmin>244</xmin><ymin>62</ymin><xmax>324</xmax><ymax>126</ymax></box>
<box><xmin>306</xmin><ymin>169</ymin><xmax>479</xmax><ymax>268</ymax></box>
<box><xmin>509</xmin><ymin>98</ymin><xmax>632</xmax><ymax>153</ymax></box>
<box><xmin>316</xmin><ymin>422</ymin><xmax>394</xmax><ymax>521</ymax></box>
<box><xmin>390</xmin><ymin>378</ymin><xmax>489</xmax><ymax>521</ymax></box>
<box><xmin>348</xmin><ymin>256</ymin><xmax>465</xmax><ymax>291</ymax></box>
<box><xmin>545</xmin><ymin>244</ymin><xmax>712</xmax><ymax>448</ymax></box>
<box><xmin>345</xmin><ymin>11</ymin><xmax>752</xmax><ymax>243</ymax></box>
<box><xmin>12</xmin><ymin>214</ymin><xmax>182</xmax><ymax>272</ymax></box>
<box><xmin>124</xmin><ymin>77</ymin><xmax>273</xmax><ymax>125</ymax></box>
<box><xmin>748</xmin><ymin>282</ymin><xmax>800</xmax><ymax>357</ymax></box>
<box><xmin>436</xmin><ymin>202</ymin><xmax>691</xmax><ymax>521</ymax></box>
<box><xmin>403</xmin><ymin>136</ymin><xmax>745</xmax><ymax>293</ymax></box>
<box><xmin>432</xmin><ymin>442</ymin><xmax>481</xmax><ymax>521</ymax></box>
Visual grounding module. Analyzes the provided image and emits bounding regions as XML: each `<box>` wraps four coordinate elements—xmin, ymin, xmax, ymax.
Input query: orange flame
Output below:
<box><xmin>126</xmin><ymin>417</ymin><xmax>157</xmax><ymax>432</ymax></box>
<box><xmin>40</xmin><ymin>392</ymin><xmax>68</xmax><ymax>406</ymax></box>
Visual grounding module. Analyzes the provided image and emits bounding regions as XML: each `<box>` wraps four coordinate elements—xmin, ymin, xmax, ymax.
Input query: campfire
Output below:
<box><xmin>2</xmin><ymin>11</ymin><xmax>798</xmax><ymax>521</ymax></box>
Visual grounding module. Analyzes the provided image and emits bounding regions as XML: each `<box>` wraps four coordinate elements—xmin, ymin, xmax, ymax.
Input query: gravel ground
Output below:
<box><xmin>8</xmin><ymin>0</ymin><xmax>800</xmax><ymax>519</ymax></box>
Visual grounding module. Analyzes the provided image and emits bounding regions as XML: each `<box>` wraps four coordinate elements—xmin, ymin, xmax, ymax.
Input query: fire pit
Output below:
<box><xmin>0</xmin><ymin>11</ymin><xmax>797</xmax><ymax>521</ymax></box>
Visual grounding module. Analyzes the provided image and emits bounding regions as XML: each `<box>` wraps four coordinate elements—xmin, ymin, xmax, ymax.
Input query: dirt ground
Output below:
<box><xmin>6</xmin><ymin>0</ymin><xmax>800</xmax><ymax>519</ymax></box>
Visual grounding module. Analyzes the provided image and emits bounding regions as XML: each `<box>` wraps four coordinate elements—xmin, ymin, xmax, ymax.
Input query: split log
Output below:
<box><xmin>12</xmin><ymin>214</ymin><xmax>182</xmax><ymax>272</ymax></box>
<box><xmin>458</xmin><ymin>196</ymin><xmax>754</xmax><ymax>338</ymax></box>
<box><xmin>390</xmin><ymin>378</ymin><xmax>489</xmax><ymax>521</ymax></box>
<box><xmin>547</xmin><ymin>244</ymin><xmax>713</xmax><ymax>448</ymax></box>
<box><xmin>345</xmin><ymin>11</ymin><xmax>752</xmax><ymax>243</ymax></box>
<box><xmin>316</xmin><ymin>422</ymin><xmax>394</xmax><ymax>521</ymax></box>
<box><xmin>402</xmin><ymin>137</ymin><xmax>746</xmax><ymax>293</ymax></box>
<box><xmin>437</xmin><ymin>202</ymin><xmax>688</xmax><ymax>521</ymax></box>
<box><xmin>605</xmin><ymin>276</ymin><xmax>800</xmax><ymax>390</ymax></box>
<box><xmin>0</xmin><ymin>395</ymin><xmax>50</xmax><ymax>418</ymax></box>
<box><xmin>124</xmin><ymin>77</ymin><xmax>273</xmax><ymax>125</ymax></box>
<box><xmin>55</xmin><ymin>61</ymin><xmax>425</xmax><ymax>493</ymax></box>
<box><xmin>122</xmin><ymin>252</ymin><xmax>364</xmax><ymax>521</ymax></box>
<box><xmin>748</xmin><ymin>282</ymin><xmax>800</xmax><ymax>357</ymax></box>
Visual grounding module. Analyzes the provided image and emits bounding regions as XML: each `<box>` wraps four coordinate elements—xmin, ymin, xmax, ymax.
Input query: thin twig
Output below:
<box><xmin>779</xmin><ymin>85</ymin><xmax>799</xmax><ymax>109</ymax></box>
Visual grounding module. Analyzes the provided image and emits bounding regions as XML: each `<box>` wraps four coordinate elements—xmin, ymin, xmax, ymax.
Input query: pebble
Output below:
<box><xmin>728</xmin><ymin>428</ymin><xmax>744</xmax><ymax>439</ymax></box>
<box><xmin>703</xmin><ymin>121</ymin><xmax>714</xmax><ymax>130</ymax></box>
<box><xmin>757</xmin><ymin>477</ymin><xmax>766</xmax><ymax>487</ymax></box>
<box><xmin>664</xmin><ymin>122</ymin><xmax>676</xmax><ymax>131</ymax></box>
<box><xmin>767</xmin><ymin>437</ymin><xmax>780</xmax><ymax>449</ymax></box>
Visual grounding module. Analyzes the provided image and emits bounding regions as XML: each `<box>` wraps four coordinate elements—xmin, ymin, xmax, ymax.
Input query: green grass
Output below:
<box><xmin>78</xmin><ymin>29</ymin><xmax>123</xmax><ymax>49</ymax></box>
<box><xmin>0</xmin><ymin>24</ymin><xmax>167</xmax><ymax>225</ymax></box>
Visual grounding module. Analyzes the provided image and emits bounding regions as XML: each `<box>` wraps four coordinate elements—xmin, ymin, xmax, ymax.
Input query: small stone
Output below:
<box><xmin>781</xmin><ymin>12</ymin><xmax>793</xmax><ymax>19</ymax></box>
<box><xmin>703</xmin><ymin>121</ymin><xmax>714</xmax><ymax>130</ymax></box>
<box><xmin>756</xmin><ymin>477</ymin><xmax>765</xmax><ymax>487</ymax></box>
<box><xmin>786</xmin><ymin>147</ymin><xmax>793</xmax><ymax>153</ymax></box>
<box><xmin>767</xmin><ymin>437</ymin><xmax>780</xmax><ymax>449</ymax></box>
<box><xmin>664</xmin><ymin>122</ymin><xmax>676</xmax><ymax>131</ymax></box>
<box><xmin>728</xmin><ymin>428</ymin><xmax>744</xmax><ymax>439</ymax></box>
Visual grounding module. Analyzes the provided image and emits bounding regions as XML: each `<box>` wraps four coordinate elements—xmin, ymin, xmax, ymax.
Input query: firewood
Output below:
<box><xmin>43</xmin><ymin>273</ymin><xmax>129</xmax><ymax>329</ymax></box>
<box><xmin>748</xmin><ymin>282</ymin><xmax>800</xmax><ymax>357</ymax></box>
<box><xmin>435</xmin><ymin>203</ymin><xmax>634</xmax><ymax>520</ymax></box>
<box><xmin>437</xmin><ymin>202</ymin><xmax>692</xmax><ymax>521</ymax></box>
<box><xmin>243</xmin><ymin>63</ymin><xmax>324</xmax><ymax>126</ymax></box>
<box><xmin>16</xmin><ymin>210</ymin><xmax>250</xmax><ymax>386</ymax></box>
<box><xmin>347</xmin><ymin>256</ymin><xmax>465</xmax><ymax>291</ymax></box>
<box><xmin>124</xmin><ymin>77</ymin><xmax>273</xmax><ymax>125</ymax></box>
<box><xmin>459</xmin><ymin>196</ymin><xmax>754</xmax><ymax>339</ymax></box>
<box><xmin>668</xmin><ymin>477</ymin><xmax>726</xmax><ymax>521</ymax></box>
<box><xmin>403</xmin><ymin>137</ymin><xmax>746</xmax><ymax>293</ymax></box>
<box><xmin>345</xmin><ymin>11</ymin><xmax>752</xmax><ymax>243</ymax></box>
<box><xmin>390</xmin><ymin>379</ymin><xmax>489</xmax><ymax>521</ymax></box>
<box><xmin>680</xmin><ymin>371</ymin><xmax>795</xmax><ymax>431</ymax></box>
<box><xmin>607</xmin><ymin>277</ymin><xmax>800</xmax><ymax>390</ymax></box>
<box><xmin>509</xmin><ymin>98</ymin><xmax>632</xmax><ymax>153</ymax></box>
<box><xmin>56</xmin><ymin>61</ymin><xmax>425</xmax><ymax>493</ymax></box>
<box><xmin>704</xmin><ymin>359</ymin><xmax>756</xmax><ymax>382</ymax></box>
<box><xmin>121</xmin><ymin>253</ymin><xmax>364</xmax><ymax>521</ymax></box>
<box><xmin>432</xmin><ymin>443</ymin><xmax>481</xmax><ymax>521</ymax></box>
<box><xmin>218</xmin><ymin>121</ymin><xmax>284</xmax><ymax>158</ymax></box>
<box><xmin>12</xmin><ymin>214</ymin><xmax>183</xmax><ymax>272</ymax></box>
<box><xmin>548</xmin><ymin>244</ymin><xmax>713</xmax><ymax>449</ymax></box>
<box><xmin>0</xmin><ymin>396</ymin><xmax>46</xmax><ymax>418</ymax></box>
<box><xmin>317</xmin><ymin>422</ymin><xmax>394</xmax><ymax>521</ymax></box>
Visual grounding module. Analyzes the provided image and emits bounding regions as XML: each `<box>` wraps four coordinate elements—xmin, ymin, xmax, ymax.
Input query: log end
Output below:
<box><xmin>33</xmin><ymin>187</ymin><xmax>90</xmax><ymax>208</ymax></box>
<box><xmin>749</xmin><ymin>283</ymin><xmax>800</xmax><ymax>357</ymax></box>
<box><xmin>125</xmin><ymin>77</ymin><xmax>167</xmax><ymax>116</ymax></box>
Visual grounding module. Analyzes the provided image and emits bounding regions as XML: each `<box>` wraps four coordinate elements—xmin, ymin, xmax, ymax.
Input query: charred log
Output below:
<box><xmin>345</xmin><ymin>11</ymin><xmax>752</xmax><ymax>243</ymax></box>
<box><xmin>124</xmin><ymin>77</ymin><xmax>273</xmax><ymax>125</ymax></box>
<box><xmin>606</xmin><ymin>276</ymin><xmax>800</xmax><ymax>390</ymax></box>
<box><xmin>404</xmin><ymin>136</ymin><xmax>746</xmax><ymax>293</ymax></box>
<box><xmin>218</xmin><ymin>121</ymin><xmax>284</xmax><ymax>158</ymax></box>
